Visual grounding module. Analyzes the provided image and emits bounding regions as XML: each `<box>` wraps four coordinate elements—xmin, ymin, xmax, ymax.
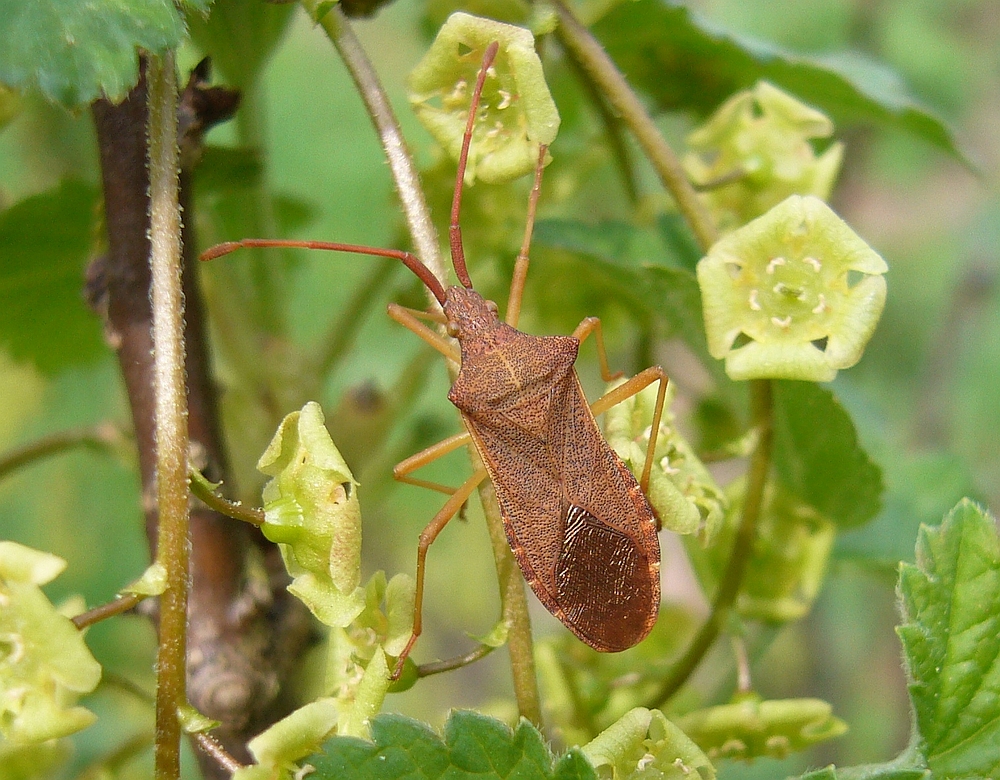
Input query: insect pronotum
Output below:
<box><xmin>203</xmin><ymin>40</ymin><xmax>669</xmax><ymax>675</ymax></box>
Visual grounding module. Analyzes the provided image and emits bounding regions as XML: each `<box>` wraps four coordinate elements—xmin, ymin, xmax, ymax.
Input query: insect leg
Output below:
<box><xmin>387</xmin><ymin>303</ymin><xmax>460</xmax><ymax>364</ymax></box>
<box><xmin>393</xmin><ymin>430</ymin><xmax>473</xmax><ymax>495</ymax></box>
<box><xmin>572</xmin><ymin>316</ymin><xmax>625</xmax><ymax>382</ymax></box>
<box><xmin>589</xmin><ymin>366</ymin><xmax>670</xmax><ymax>499</ymax></box>
<box><xmin>504</xmin><ymin>144</ymin><xmax>549</xmax><ymax>328</ymax></box>
<box><xmin>392</xmin><ymin>466</ymin><xmax>489</xmax><ymax>679</ymax></box>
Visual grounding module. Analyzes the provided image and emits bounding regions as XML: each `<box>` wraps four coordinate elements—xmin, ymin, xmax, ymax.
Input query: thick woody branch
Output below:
<box><xmin>90</xmin><ymin>56</ymin><xmax>311</xmax><ymax>777</ymax></box>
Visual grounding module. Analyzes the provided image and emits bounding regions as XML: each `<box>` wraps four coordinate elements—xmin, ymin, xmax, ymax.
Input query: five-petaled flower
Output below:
<box><xmin>685</xmin><ymin>81</ymin><xmax>843</xmax><ymax>232</ymax></box>
<box><xmin>408</xmin><ymin>12</ymin><xmax>559</xmax><ymax>184</ymax></box>
<box><xmin>698</xmin><ymin>195</ymin><xmax>887</xmax><ymax>382</ymax></box>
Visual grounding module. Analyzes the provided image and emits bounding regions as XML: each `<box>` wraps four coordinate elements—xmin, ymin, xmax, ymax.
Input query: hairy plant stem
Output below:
<box><xmin>551</xmin><ymin>0</ymin><xmax>719</xmax><ymax>252</ymax></box>
<box><xmin>651</xmin><ymin>379</ymin><xmax>773</xmax><ymax>706</ymax></box>
<box><xmin>192</xmin><ymin>733</ymin><xmax>244</xmax><ymax>774</ymax></box>
<box><xmin>308</xmin><ymin>1</ymin><xmax>445</xmax><ymax>288</ymax></box>
<box><xmin>305</xmin><ymin>1</ymin><xmax>542</xmax><ymax>724</ymax></box>
<box><xmin>147</xmin><ymin>50</ymin><xmax>190</xmax><ymax>780</ymax></box>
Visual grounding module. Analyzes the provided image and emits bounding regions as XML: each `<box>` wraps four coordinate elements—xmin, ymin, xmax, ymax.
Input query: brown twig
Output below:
<box><xmin>0</xmin><ymin>424</ymin><xmax>126</xmax><ymax>481</ymax></box>
<box><xmin>90</xmin><ymin>55</ymin><xmax>312</xmax><ymax>777</ymax></box>
<box><xmin>72</xmin><ymin>593</ymin><xmax>145</xmax><ymax>630</ymax></box>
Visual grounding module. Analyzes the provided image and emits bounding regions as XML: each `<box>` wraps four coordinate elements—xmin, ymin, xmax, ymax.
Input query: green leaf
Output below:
<box><xmin>772</xmin><ymin>381</ymin><xmax>883</xmax><ymax>529</ymax></box>
<box><xmin>0</xmin><ymin>181</ymin><xmax>105</xmax><ymax>374</ymax></box>
<box><xmin>0</xmin><ymin>0</ymin><xmax>184</xmax><ymax>108</ymax></box>
<box><xmin>593</xmin><ymin>0</ymin><xmax>966</xmax><ymax>162</ymax></box>
<box><xmin>187</xmin><ymin>0</ymin><xmax>296</xmax><ymax>89</ymax></box>
<box><xmin>310</xmin><ymin>711</ymin><xmax>596</xmax><ymax>780</ymax></box>
<box><xmin>532</xmin><ymin>218</ymin><xmax>708</xmax><ymax>356</ymax></box>
<box><xmin>798</xmin><ymin>763</ymin><xmax>929</xmax><ymax>780</ymax></box>
<box><xmin>897</xmin><ymin>499</ymin><xmax>1000</xmax><ymax>779</ymax></box>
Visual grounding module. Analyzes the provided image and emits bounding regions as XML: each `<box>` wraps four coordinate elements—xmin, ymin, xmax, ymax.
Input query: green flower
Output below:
<box><xmin>258</xmin><ymin>402</ymin><xmax>365</xmax><ymax>628</ymax></box>
<box><xmin>697</xmin><ymin>195</ymin><xmax>887</xmax><ymax>382</ymax></box>
<box><xmin>676</xmin><ymin>695</ymin><xmax>847</xmax><ymax>761</ymax></box>
<box><xmin>685</xmin><ymin>81</ymin><xmax>843</xmax><ymax>231</ymax></box>
<box><xmin>409</xmin><ymin>12</ymin><xmax>559</xmax><ymax>184</ymax></box>
<box><xmin>0</xmin><ymin>543</ymin><xmax>100</xmax><ymax>744</ymax></box>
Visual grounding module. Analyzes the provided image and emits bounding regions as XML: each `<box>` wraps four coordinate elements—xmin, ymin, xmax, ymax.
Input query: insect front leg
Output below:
<box><xmin>392</xmin><ymin>467</ymin><xmax>488</xmax><ymax>679</ymax></box>
<box><xmin>393</xmin><ymin>430</ymin><xmax>473</xmax><ymax>495</ymax></box>
<box><xmin>386</xmin><ymin>303</ymin><xmax>460</xmax><ymax>364</ymax></box>
<box><xmin>573</xmin><ymin>317</ymin><xmax>670</xmax><ymax>499</ymax></box>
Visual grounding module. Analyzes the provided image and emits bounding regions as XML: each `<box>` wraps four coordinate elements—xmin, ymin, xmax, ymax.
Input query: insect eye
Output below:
<box><xmin>486</xmin><ymin>300</ymin><xmax>499</xmax><ymax>314</ymax></box>
<box><xmin>446</xmin><ymin>321</ymin><xmax>460</xmax><ymax>338</ymax></box>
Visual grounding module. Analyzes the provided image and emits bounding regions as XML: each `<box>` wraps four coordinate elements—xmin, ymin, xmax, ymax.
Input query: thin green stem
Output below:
<box><xmin>0</xmin><ymin>424</ymin><xmax>126</xmax><ymax>481</ymax></box>
<box><xmin>147</xmin><ymin>50</ymin><xmax>190</xmax><ymax>780</ymax></box>
<box><xmin>417</xmin><ymin>642</ymin><xmax>496</xmax><ymax>678</ymax></box>
<box><xmin>650</xmin><ymin>379</ymin><xmax>773</xmax><ymax>706</ymax></box>
<box><xmin>188</xmin><ymin>469</ymin><xmax>265</xmax><ymax>525</ymax></box>
<box><xmin>551</xmin><ymin>0</ymin><xmax>719</xmax><ymax>252</ymax></box>
<box><xmin>306</xmin><ymin>1</ymin><xmax>446</xmax><ymax>294</ymax></box>
<box><xmin>72</xmin><ymin>593</ymin><xmax>145</xmax><ymax>630</ymax></box>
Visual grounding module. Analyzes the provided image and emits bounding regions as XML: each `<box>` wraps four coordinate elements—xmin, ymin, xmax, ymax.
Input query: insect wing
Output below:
<box><xmin>456</xmin><ymin>350</ymin><xmax>660</xmax><ymax>652</ymax></box>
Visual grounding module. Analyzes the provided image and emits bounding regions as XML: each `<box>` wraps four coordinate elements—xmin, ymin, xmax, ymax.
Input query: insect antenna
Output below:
<box><xmin>448</xmin><ymin>40</ymin><xmax>500</xmax><ymax>290</ymax></box>
<box><xmin>200</xmin><ymin>237</ymin><xmax>447</xmax><ymax>306</ymax></box>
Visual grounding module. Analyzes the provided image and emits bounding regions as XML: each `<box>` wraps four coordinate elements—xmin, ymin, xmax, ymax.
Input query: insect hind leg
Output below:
<box><xmin>573</xmin><ymin>314</ymin><xmax>669</xmax><ymax>503</ymax></box>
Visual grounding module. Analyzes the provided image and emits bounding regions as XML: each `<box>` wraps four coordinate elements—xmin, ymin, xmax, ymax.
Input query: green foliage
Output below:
<box><xmin>0</xmin><ymin>181</ymin><xmax>104</xmax><ymax>375</ymax></box>
<box><xmin>581</xmin><ymin>707</ymin><xmax>714</xmax><ymax>780</ymax></box>
<box><xmin>258</xmin><ymin>401</ymin><xmax>365</xmax><ymax>627</ymax></box>
<box><xmin>0</xmin><ymin>1</ymin><xmax>993</xmax><ymax>778</ymax></box>
<box><xmin>593</xmin><ymin>0</ymin><xmax>966</xmax><ymax>161</ymax></box>
<box><xmin>772</xmin><ymin>382</ymin><xmax>884</xmax><ymax>529</ymax></box>
<box><xmin>0</xmin><ymin>0</ymin><xmax>186</xmax><ymax>107</ymax></box>
<box><xmin>898</xmin><ymin>500</ymin><xmax>1000</xmax><ymax>778</ymax></box>
<box><xmin>686</xmin><ymin>479</ymin><xmax>836</xmax><ymax>623</ymax></box>
<box><xmin>310</xmin><ymin>711</ymin><xmax>596</xmax><ymax>780</ymax></box>
<box><xmin>684</xmin><ymin>81</ymin><xmax>844</xmax><ymax>232</ymax></box>
<box><xmin>675</xmin><ymin>695</ymin><xmax>847</xmax><ymax>761</ymax></box>
<box><xmin>605</xmin><ymin>381</ymin><xmax>726</xmax><ymax>542</ymax></box>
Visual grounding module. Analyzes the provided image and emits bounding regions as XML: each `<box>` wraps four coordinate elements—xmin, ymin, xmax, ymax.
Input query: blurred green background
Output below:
<box><xmin>0</xmin><ymin>0</ymin><xmax>997</xmax><ymax>776</ymax></box>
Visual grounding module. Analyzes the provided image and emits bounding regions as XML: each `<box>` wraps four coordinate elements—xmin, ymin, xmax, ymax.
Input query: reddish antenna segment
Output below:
<box><xmin>448</xmin><ymin>40</ymin><xmax>500</xmax><ymax>290</ymax></box>
<box><xmin>201</xmin><ymin>239</ymin><xmax>447</xmax><ymax>306</ymax></box>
